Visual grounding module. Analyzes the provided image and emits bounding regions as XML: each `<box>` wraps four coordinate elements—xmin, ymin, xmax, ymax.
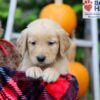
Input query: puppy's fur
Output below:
<box><xmin>17</xmin><ymin>19</ymin><xmax>71</xmax><ymax>83</ymax></box>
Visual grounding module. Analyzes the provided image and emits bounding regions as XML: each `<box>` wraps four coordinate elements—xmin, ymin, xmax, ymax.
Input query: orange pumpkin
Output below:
<box><xmin>40</xmin><ymin>3</ymin><xmax>77</xmax><ymax>35</ymax></box>
<box><xmin>68</xmin><ymin>62</ymin><xmax>89</xmax><ymax>98</ymax></box>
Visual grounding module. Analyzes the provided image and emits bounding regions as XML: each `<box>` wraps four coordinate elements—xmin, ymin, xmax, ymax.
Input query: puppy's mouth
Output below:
<box><xmin>35</xmin><ymin>62</ymin><xmax>53</xmax><ymax>70</ymax></box>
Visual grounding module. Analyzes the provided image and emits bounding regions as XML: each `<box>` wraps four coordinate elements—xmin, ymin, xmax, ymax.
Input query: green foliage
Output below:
<box><xmin>73</xmin><ymin>4</ymin><xmax>82</xmax><ymax>13</ymax></box>
<box><xmin>87</xmin><ymin>90</ymin><xmax>92</xmax><ymax>100</ymax></box>
<box><xmin>0</xmin><ymin>0</ymin><xmax>9</xmax><ymax>18</ymax></box>
<box><xmin>0</xmin><ymin>0</ymin><xmax>82</xmax><ymax>31</ymax></box>
<box><xmin>75</xmin><ymin>48</ymin><xmax>85</xmax><ymax>62</ymax></box>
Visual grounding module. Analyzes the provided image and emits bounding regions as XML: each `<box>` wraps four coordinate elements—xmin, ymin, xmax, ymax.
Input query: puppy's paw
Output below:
<box><xmin>26</xmin><ymin>67</ymin><xmax>43</xmax><ymax>79</ymax></box>
<box><xmin>43</xmin><ymin>68</ymin><xmax>60</xmax><ymax>83</ymax></box>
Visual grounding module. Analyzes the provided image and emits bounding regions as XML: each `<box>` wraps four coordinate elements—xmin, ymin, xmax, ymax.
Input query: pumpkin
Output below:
<box><xmin>68</xmin><ymin>62</ymin><xmax>89</xmax><ymax>98</ymax></box>
<box><xmin>39</xmin><ymin>3</ymin><xmax>77</xmax><ymax>35</ymax></box>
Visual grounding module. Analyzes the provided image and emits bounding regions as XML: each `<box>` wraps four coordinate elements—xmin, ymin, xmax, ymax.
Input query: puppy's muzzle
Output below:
<box><xmin>37</xmin><ymin>55</ymin><xmax>46</xmax><ymax>63</ymax></box>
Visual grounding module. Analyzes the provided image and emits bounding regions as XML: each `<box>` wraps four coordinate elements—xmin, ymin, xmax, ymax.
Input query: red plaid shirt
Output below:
<box><xmin>0</xmin><ymin>67</ymin><xmax>78</xmax><ymax>100</ymax></box>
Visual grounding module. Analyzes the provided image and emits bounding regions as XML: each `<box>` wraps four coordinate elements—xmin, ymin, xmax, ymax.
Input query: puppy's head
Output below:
<box><xmin>17</xmin><ymin>19</ymin><xmax>70</xmax><ymax>68</ymax></box>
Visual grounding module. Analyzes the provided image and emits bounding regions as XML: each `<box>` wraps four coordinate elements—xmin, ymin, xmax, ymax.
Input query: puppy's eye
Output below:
<box><xmin>48</xmin><ymin>41</ymin><xmax>56</xmax><ymax>46</ymax></box>
<box><xmin>31</xmin><ymin>42</ymin><xmax>36</xmax><ymax>45</ymax></box>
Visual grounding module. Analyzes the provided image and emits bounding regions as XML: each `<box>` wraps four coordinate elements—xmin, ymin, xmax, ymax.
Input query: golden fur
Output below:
<box><xmin>16</xmin><ymin>19</ymin><xmax>71</xmax><ymax>83</ymax></box>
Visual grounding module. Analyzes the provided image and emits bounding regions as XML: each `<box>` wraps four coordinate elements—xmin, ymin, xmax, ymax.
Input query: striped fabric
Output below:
<box><xmin>0</xmin><ymin>67</ymin><xmax>78</xmax><ymax>100</ymax></box>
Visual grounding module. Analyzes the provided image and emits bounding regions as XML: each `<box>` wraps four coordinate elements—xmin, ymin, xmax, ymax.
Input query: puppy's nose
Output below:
<box><xmin>37</xmin><ymin>55</ymin><xmax>46</xmax><ymax>62</ymax></box>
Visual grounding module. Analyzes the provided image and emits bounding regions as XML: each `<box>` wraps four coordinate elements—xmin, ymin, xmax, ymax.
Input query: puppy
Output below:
<box><xmin>17</xmin><ymin>19</ymin><xmax>71</xmax><ymax>83</ymax></box>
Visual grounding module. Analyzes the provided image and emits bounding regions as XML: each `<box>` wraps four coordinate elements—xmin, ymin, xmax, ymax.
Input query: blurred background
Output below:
<box><xmin>0</xmin><ymin>0</ymin><xmax>90</xmax><ymax>62</ymax></box>
<box><xmin>0</xmin><ymin>0</ymin><xmax>100</xmax><ymax>100</ymax></box>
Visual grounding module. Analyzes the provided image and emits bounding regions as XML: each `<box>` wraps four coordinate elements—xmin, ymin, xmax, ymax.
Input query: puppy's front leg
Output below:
<box><xmin>26</xmin><ymin>67</ymin><xmax>43</xmax><ymax>79</ymax></box>
<box><xmin>43</xmin><ymin>68</ymin><xmax>60</xmax><ymax>83</ymax></box>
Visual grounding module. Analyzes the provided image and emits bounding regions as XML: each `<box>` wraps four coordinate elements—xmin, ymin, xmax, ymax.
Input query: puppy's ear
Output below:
<box><xmin>16</xmin><ymin>28</ymin><xmax>28</xmax><ymax>57</ymax></box>
<box><xmin>59</xmin><ymin>31</ymin><xmax>71</xmax><ymax>57</ymax></box>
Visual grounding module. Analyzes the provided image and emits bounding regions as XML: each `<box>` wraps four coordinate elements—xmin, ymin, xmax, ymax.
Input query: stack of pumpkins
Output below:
<box><xmin>39</xmin><ymin>0</ymin><xmax>89</xmax><ymax>98</ymax></box>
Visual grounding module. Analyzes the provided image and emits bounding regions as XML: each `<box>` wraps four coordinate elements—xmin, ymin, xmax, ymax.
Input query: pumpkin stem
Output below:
<box><xmin>54</xmin><ymin>0</ymin><xmax>63</xmax><ymax>4</ymax></box>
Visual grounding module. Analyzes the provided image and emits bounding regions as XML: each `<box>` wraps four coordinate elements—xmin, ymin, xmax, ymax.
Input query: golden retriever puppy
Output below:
<box><xmin>17</xmin><ymin>19</ymin><xmax>71</xmax><ymax>83</ymax></box>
